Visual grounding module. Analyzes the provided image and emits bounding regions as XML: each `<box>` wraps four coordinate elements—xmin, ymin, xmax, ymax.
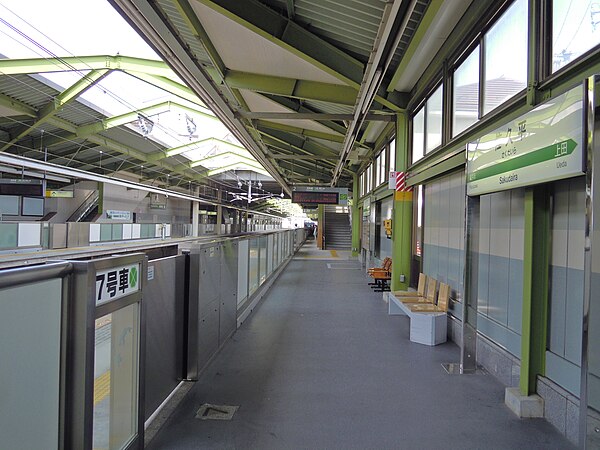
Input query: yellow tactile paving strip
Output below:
<box><xmin>94</xmin><ymin>371</ymin><xmax>110</xmax><ymax>406</ymax></box>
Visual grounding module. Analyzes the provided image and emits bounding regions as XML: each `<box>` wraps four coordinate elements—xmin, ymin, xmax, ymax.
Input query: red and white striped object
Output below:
<box><xmin>395</xmin><ymin>172</ymin><xmax>412</xmax><ymax>192</ymax></box>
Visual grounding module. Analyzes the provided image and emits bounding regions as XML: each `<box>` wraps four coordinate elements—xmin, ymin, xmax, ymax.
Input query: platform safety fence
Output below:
<box><xmin>0</xmin><ymin>228</ymin><xmax>305</xmax><ymax>450</ymax></box>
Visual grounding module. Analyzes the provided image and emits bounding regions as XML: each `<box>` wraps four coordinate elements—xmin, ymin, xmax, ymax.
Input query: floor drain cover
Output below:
<box><xmin>195</xmin><ymin>404</ymin><xmax>239</xmax><ymax>420</ymax></box>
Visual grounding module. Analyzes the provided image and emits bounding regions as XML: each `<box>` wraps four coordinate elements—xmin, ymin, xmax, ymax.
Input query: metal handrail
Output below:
<box><xmin>0</xmin><ymin>261</ymin><xmax>73</xmax><ymax>289</ymax></box>
<box><xmin>67</xmin><ymin>191</ymin><xmax>99</xmax><ymax>222</ymax></box>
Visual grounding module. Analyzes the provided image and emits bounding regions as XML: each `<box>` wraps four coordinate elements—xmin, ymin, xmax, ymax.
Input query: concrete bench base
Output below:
<box><xmin>386</xmin><ymin>292</ymin><xmax>447</xmax><ymax>346</ymax></box>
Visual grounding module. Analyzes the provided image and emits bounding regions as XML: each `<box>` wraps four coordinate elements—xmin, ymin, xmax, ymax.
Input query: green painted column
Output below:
<box><xmin>391</xmin><ymin>112</ymin><xmax>412</xmax><ymax>291</ymax></box>
<box><xmin>352</xmin><ymin>173</ymin><xmax>361</xmax><ymax>256</ymax></box>
<box><xmin>520</xmin><ymin>186</ymin><xmax>550</xmax><ymax>395</ymax></box>
<box><xmin>317</xmin><ymin>204</ymin><xmax>325</xmax><ymax>249</ymax></box>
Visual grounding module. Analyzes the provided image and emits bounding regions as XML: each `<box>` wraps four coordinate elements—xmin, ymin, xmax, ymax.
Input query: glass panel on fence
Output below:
<box><xmin>100</xmin><ymin>224</ymin><xmax>112</xmax><ymax>241</ymax></box>
<box><xmin>0</xmin><ymin>223</ymin><xmax>18</xmax><ymax>249</ymax></box>
<box><xmin>249</xmin><ymin>239</ymin><xmax>259</xmax><ymax>295</ymax></box>
<box><xmin>0</xmin><ymin>278</ymin><xmax>62</xmax><ymax>450</ymax></box>
<box><xmin>237</xmin><ymin>240</ymin><xmax>249</xmax><ymax>305</ymax></box>
<box><xmin>93</xmin><ymin>303</ymin><xmax>140</xmax><ymax>450</ymax></box>
<box><xmin>259</xmin><ymin>236</ymin><xmax>267</xmax><ymax>284</ymax></box>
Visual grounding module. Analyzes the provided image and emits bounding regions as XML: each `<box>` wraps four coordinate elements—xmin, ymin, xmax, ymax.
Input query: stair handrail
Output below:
<box><xmin>67</xmin><ymin>190</ymin><xmax>100</xmax><ymax>222</ymax></box>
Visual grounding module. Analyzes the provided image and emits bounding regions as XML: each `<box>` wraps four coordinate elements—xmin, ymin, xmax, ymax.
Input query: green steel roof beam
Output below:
<box><xmin>125</xmin><ymin>71</ymin><xmax>207</xmax><ymax>107</ymax></box>
<box><xmin>76</xmin><ymin>102</ymin><xmax>171</xmax><ymax>138</ymax></box>
<box><xmin>386</xmin><ymin>0</ymin><xmax>444</xmax><ymax>93</ymax></box>
<box><xmin>225</xmin><ymin>70</ymin><xmax>358</xmax><ymax>106</ymax></box>
<box><xmin>173</xmin><ymin>150</ymin><xmax>259</xmax><ymax>171</ymax></box>
<box><xmin>196</xmin><ymin>161</ymin><xmax>268</xmax><ymax>179</ymax></box>
<box><xmin>0</xmin><ymin>93</ymin><xmax>37</xmax><ymax>117</ymax></box>
<box><xmin>257</xmin><ymin>128</ymin><xmax>339</xmax><ymax>158</ymax></box>
<box><xmin>260</xmin><ymin>93</ymin><xmax>348</xmax><ymax>135</ymax></box>
<box><xmin>277</xmin><ymin>161</ymin><xmax>332</xmax><ymax>181</ymax></box>
<box><xmin>76</xmin><ymin>100</ymin><xmax>217</xmax><ymax>140</ymax></box>
<box><xmin>1</xmin><ymin>69</ymin><xmax>109</xmax><ymax>152</ymax></box>
<box><xmin>0</xmin><ymin>55</ymin><xmax>173</xmax><ymax>78</ymax></box>
<box><xmin>148</xmin><ymin>136</ymin><xmax>251</xmax><ymax>161</ymax></box>
<box><xmin>197</xmin><ymin>0</ymin><xmax>364</xmax><ymax>88</ymax></box>
<box><xmin>255</xmin><ymin>120</ymin><xmax>344</xmax><ymax>143</ymax></box>
<box><xmin>172</xmin><ymin>0</ymin><xmax>251</xmax><ymax>111</ymax></box>
<box><xmin>43</xmin><ymin>117</ymin><xmax>220</xmax><ymax>183</ymax></box>
<box><xmin>173</xmin><ymin>0</ymin><xmax>227</xmax><ymax>77</ymax></box>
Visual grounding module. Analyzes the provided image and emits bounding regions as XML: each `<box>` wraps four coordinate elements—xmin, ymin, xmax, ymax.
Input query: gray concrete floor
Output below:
<box><xmin>147</xmin><ymin>240</ymin><xmax>574</xmax><ymax>449</ymax></box>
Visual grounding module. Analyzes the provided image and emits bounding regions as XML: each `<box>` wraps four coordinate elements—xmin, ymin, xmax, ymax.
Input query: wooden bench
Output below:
<box><xmin>368</xmin><ymin>257</ymin><xmax>391</xmax><ymax>276</ymax></box>
<box><xmin>393</xmin><ymin>272</ymin><xmax>426</xmax><ymax>298</ymax></box>
<box><xmin>368</xmin><ymin>258</ymin><xmax>391</xmax><ymax>292</ymax></box>
<box><xmin>385</xmin><ymin>280</ymin><xmax>449</xmax><ymax>346</ymax></box>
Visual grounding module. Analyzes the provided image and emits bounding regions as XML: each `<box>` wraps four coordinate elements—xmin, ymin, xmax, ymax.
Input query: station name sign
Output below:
<box><xmin>467</xmin><ymin>84</ymin><xmax>585</xmax><ymax>196</ymax></box>
<box><xmin>291</xmin><ymin>187</ymin><xmax>349</xmax><ymax>205</ymax></box>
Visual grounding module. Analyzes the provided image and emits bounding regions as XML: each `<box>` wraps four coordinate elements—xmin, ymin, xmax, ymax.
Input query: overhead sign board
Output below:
<box><xmin>292</xmin><ymin>191</ymin><xmax>338</xmax><ymax>204</ymax></box>
<box><xmin>467</xmin><ymin>84</ymin><xmax>585</xmax><ymax>196</ymax></box>
<box><xmin>291</xmin><ymin>187</ymin><xmax>349</xmax><ymax>205</ymax></box>
<box><xmin>106</xmin><ymin>210</ymin><xmax>131</xmax><ymax>220</ymax></box>
<box><xmin>45</xmin><ymin>190</ymin><xmax>74</xmax><ymax>198</ymax></box>
<box><xmin>95</xmin><ymin>263</ymin><xmax>140</xmax><ymax>305</ymax></box>
<box><xmin>0</xmin><ymin>179</ymin><xmax>44</xmax><ymax>196</ymax></box>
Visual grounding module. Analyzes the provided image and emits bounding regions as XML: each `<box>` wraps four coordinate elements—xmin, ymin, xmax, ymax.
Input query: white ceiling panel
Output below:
<box><xmin>240</xmin><ymin>90</ymin><xmax>343</xmax><ymax>135</ymax></box>
<box><xmin>191</xmin><ymin>1</ymin><xmax>346</xmax><ymax>85</ymax></box>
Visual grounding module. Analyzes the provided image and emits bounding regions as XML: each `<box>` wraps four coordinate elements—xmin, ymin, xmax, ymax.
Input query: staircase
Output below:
<box><xmin>67</xmin><ymin>191</ymin><xmax>101</xmax><ymax>222</ymax></box>
<box><xmin>323</xmin><ymin>205</ymin><xmax>352</xmax><ymax>250</ymax></box>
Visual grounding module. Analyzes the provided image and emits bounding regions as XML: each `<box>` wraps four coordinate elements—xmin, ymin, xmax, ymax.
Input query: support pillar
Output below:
<box><xmin>505</xmin><ymin>185</ymin><xmax>548</xmax><ymax>418</ymax></box>
<box><xmin>192</xmin><ymin>186</ymin><xmax>199</xmax><ymax>237</ymax></box>
<box><xmin>352</xmin><ymin>174</ymin><xmax>361</xmax><ymax>257</ymax></box>
<box><xmin>317</xmin><ymin>204</ymin><xmax>324</xmax><ymax>249</ymax></box>
<box><xmin>520</xmin><ymin>186</ymin><xmax>550</xmax><ymax>395</ymax></box>
<box><xmin>216</xmin><ymin>189</ymin><xmax>223</xmax><ymax>235</ymax></box>
<box><xmin>391</xmin><ymin>112</ymin><xmax>412</xmax><ymax>291</ymax></box>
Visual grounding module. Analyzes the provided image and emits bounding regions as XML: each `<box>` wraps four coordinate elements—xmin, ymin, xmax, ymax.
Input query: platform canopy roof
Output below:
<box><xmin>108</xmin><ymin>0</ymin><xmax>476</xmax><ymax>190</ymax></box>
<box><xmin>0</xmin><ymin>1</ymin><xmax>290</xmax><ymax>209</ymax></box>
<box><xmin>0</xmin><ymin>0</ymin><xmax>478</xmax><ymax>204</ymax></box>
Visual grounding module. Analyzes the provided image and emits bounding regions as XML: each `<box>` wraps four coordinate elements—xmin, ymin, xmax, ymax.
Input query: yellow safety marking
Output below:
<box><xmin>394</xmin><ymin>191</ymin><xmax>413</xmax><ymax>201</ymax></box>
<box><xmin>94</xmin><ymin>370</ymin><xmax>110</xmax><ymax>406</ymax></box>
<box><xmin>329</xmin><ymin>250</ymin><xmax>338</xmax><ymax>257</ymax></box>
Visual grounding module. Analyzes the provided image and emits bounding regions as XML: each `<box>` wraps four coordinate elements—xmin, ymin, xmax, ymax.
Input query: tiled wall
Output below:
<box><xmin>547</xmin><ymin>177</ymin><xmax>585</xmax><ymax>397</ymax></box>
<box><xmin>422</xmin><ymin>170</ymin><xmax>465</xmax><ymax>320</ymax></box>
<box><xmin>476</xmin><ymin>190</ymin><xmax>524</xmax><ymax>358</ymax></box>
<box><xmin>422</xmin><ymin>172</ymin><xmax>524</xmax><ymax>372</ymax></box>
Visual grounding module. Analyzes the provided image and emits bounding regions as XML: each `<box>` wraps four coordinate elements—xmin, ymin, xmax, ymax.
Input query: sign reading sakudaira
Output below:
<box><xmin>466</xmin><ymin>84</ymin><xmax>585</xmax><ymax>196</ymax></box>
<box><xmin>96</xmin><ymin>263</ymin><xmax>141</xmax><ymax>305</ymax></box>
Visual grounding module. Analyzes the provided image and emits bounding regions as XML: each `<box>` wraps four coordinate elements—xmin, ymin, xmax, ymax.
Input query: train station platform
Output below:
<box><xmin>145</xmin><ymin>240</ymin><xmax>573</xmax><ymax>449</ymax></box>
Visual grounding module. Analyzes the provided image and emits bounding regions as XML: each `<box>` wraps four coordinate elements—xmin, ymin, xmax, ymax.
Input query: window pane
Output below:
<box><xmin>412</xmin><ymin>107</ymin><xmax>425</xmax><ymax>163</ymax></box>
<box><xmin>378</xmin><ymin>152</ymin><xmax>385</xmax><ymax>186</ymax></box>
<box><xmin>483</xmin><ymin>0</ymin><xmax>528</xmax><ymax>114</ymax></box>
<box><xmin>553</xmin><ymin>1</ymin><xmax>600</xmax><ymax>72</ymax></box>
<box><xmin>389</xmin><ymin>139</ymin><xmax>396</xmax><ymax>171</ymax></box>
<box><xmin>426</xmin><ymin>85</ymin><xmax>443</xmax><ymax>152</ymax></box>
<box><xmin>453</xmin><ymin>46</ymin><xmax>480</xmax><ymax>136</ymax></box>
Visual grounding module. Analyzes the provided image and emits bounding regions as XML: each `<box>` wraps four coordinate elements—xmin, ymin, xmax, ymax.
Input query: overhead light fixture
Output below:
<box><xmin>185</xmin><ymin>114</ymin><xmax>197</xmax><ymax>138</ymax></box>
<box><xmin>137</xmin><ymin>113</ymin><xmax>154</xmax><ymax>136</ymax></box>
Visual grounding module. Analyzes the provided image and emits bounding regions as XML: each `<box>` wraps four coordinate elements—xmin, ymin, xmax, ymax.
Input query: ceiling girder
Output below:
<box><xmin>240</xmin><ymin>111</ymin><xmax>395</xmax><ymax>122</ymax></box>
<box><xmin>0</xmin><ymin>69</ymin><xmax>109</xmax><ymax>152</ymax></box>
<box><xmin>198</xmin><ymin>0</ymin><xmax>365</xmax><ymax>87</ymax></box>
